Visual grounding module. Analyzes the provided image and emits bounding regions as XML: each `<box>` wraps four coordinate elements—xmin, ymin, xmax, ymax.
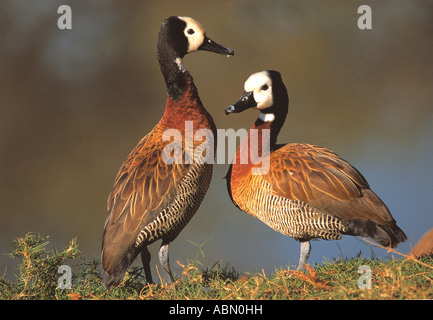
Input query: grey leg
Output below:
<box><xmin>159</xmin><ymin>241</ymin><xmax>175</xmax><ymax>284</ymax></box>
<box><xmin>296</xmin><ymin>241</ymin><xmax>311</xmax><ymax>271</ymax></box>
<box><xmin>140</xmin><ymin>246</ymin><xmax>153</xmax><ymax>284</ymax></box>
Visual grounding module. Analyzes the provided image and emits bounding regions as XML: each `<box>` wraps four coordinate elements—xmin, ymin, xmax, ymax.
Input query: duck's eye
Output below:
<box><xmin>187</xmin><ymin>28</ymin><xmax>195</xmax><ymax>35</ymax></box>
<box><xmin>261</xmin><ymin>84</ymin><xmax>269</xmax><ymax>91</ymax></box>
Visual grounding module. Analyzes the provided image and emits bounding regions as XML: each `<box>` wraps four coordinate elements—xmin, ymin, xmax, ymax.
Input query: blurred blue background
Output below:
<box><xmin>1</xmin><ymin>0</ymin><xmax>432</xmax><ymax>281</ymax></box>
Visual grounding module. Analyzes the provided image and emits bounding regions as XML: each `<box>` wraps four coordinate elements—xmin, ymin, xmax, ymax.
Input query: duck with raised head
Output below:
<box><xmin>225</xmin><ymin>70</ymin><xmax>406</xmax><ymax>270</ymax></box>
<box><xmin>102</xmin><ymin>16</ymin><xmax>234</xmax><ymax>288</ymax></box>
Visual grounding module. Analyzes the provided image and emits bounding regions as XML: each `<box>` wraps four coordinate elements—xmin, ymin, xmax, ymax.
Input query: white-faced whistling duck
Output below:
<box><xmin>225</xmin><ymin>70</ymin><xmax>406</xmax><ymax>270</ymax></box>
<box><xmin>102</xmin><ymin>16</ymin><xmax>234</xmax><ymax>288</ymax></box>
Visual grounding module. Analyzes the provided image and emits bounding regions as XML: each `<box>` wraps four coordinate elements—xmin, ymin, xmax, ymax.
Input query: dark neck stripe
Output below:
<box><xmin>157</xmin><ymin>17</ymin><xmax>189</xmax><ymax>100</ymax></box>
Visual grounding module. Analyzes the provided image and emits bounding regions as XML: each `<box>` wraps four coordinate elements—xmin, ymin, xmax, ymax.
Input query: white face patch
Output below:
<box><xmin>178</xmin><ymin>16</ymin><xmax>206</xmax><ymax>53</ymax></box>
<box><xmin>244</xmin><ymin>71</ymin><xmax>273</xmax><ymax>110</ymax></box>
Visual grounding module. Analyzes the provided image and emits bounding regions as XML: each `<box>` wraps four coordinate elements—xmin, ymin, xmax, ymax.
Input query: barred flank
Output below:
<box><xmin>236</xmin><ymin>177</ymin><xmax>346</xmax><ymax>241</ymax></box>
<box><xmin>135</xmin><ymin>162</ymin><xmax>212</xmax><ymax>247</ymax></box>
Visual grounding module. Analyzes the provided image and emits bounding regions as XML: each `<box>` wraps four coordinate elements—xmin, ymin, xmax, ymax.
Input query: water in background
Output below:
<box><xmin>1</xmin><ymin>1</ymin><xmax>432</xmax><ymax>280</ymax></box>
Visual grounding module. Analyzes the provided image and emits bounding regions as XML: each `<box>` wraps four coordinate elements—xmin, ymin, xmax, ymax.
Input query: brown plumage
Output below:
<box><xmin>102</xmin><ymin>16</ymin><xmax>233</xmax><ymax>287</ymax></box>
<box><xmin>225</xmin><ymin>70</ymin><xmax>406</xmax><ymax>270</ymax></box>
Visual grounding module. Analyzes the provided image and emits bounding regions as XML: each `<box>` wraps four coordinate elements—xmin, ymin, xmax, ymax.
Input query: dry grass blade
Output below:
<box><xmin>362</xmin><ymin>237</ymin><xmax>433</xmax><ymax>270</ymax></box>
<box><xmin>290</xmin><ymin>264</ymin><xmax>333</xmax><ymax>290</ymax></box>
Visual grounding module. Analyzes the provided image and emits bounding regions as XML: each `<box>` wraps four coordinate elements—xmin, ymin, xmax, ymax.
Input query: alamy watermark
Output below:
<box><xmin>57</xmin><ymin>5</ymin><xmax>72</xmax><ymax>30</ymax></box>
<box><xmin>57</xmin><ymin>5</ymin><xmax>373</xmax><ymax>31</ymax></box>
<box><xmin>161</xmin><ymin>121</ymin><xmax>270</xmax><ymax>175</ymax></box>
<box><xmin>57</xmin><ymin>265</ymin><xmax>72</xmax><ymax>289</ymax></box>
<box><xmin>56</xmin><ymin>263</ymin><xmax>373</xmax><ymax>289</ymax></box>
<box><xmin>357</xmin><ymin>265</ymin><xmax>372</xmax><ymax>289</ymax></box>
<box><xmin>357</xmin><ymin>5</ymin><xmax>372</xmax><ymax>30</ymax></box>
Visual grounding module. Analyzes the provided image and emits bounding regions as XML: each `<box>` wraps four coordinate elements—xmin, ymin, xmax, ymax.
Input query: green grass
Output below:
<box><xmin>1</xmin><ymin>233</ymin><xmax>432</xmax><ymax>300</ymax></box>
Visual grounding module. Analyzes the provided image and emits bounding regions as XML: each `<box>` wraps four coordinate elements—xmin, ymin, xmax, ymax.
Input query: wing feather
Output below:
<box><xmin>266</xmin><ymin>143</ymin><xmax>394</xmax><ymax>225</ymax></box>
<box><xmin>102</xmin><ymin>128</ymin><xmax>191</xmax><ymax>272</ymax></box>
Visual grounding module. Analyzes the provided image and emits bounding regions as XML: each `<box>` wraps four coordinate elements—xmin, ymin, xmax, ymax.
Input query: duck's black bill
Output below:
<box><xmin>225</xmin><ymin>91</ymin><xmax>256</xmax><ymax>115</ymax></box>
<box><xmin>199</xmin><ymin>36</ymin><xmax>234</xmax><ymax>56</ymax></box>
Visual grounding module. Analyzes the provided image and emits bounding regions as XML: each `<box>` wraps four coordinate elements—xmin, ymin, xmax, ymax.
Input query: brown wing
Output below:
<box><xmin>266</xmin><ymin>143</ymin><xmax>395</xmax><ymax>225</ymax></box>
<box><xmin>102</xmin><ymin>127</ymin><xmax>189</xmax><ymax>273</ymax></box>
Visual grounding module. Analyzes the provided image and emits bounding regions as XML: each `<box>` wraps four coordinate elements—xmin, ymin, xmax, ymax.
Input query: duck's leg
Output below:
<box><xmin>296</xmin><ymin>240</ymin><xmax>311</xmax><ymax>271</ymax></box>
<box><xmin>159</xmin><ymin>241</ymin><xmax>175</xmax><ymax>284</ymax></box>
<box><xmin>140</xmin><ymin>245</ymin><xmax>154</xmax><ymax>284</ymax></box>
